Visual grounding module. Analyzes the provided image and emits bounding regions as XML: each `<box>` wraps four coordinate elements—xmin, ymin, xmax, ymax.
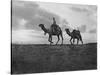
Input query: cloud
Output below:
<box><xmin>12</xmin><ymin>16</ymin><xmax>19</xmax><ymax>29</ymax></box>
<box><xmin>89</xmin><ymin>29</ymin><xmax>97</xmax><ymax>33</ymax></box>
<box><xmin>12</xmin><ymin>30</ymin><xmax>48</xmax><ymax>44</ymax></box>
<box><xmin>12</xmin><ymin>0</ymin><xmax>60</xmax><ymax>30</ymax></box>
<box><xmin>70</xmin><ymin>5</ymin><xmax>97</xmax><ymax>13</ymax></box>
<box><xmin>61</xmin><ymin>19</ymin><xmax>69</xmax><ymax>25</ymax></box>
<box><xmin>12</xmin><ymin>16</ymin><xmax>28</xmax><ymax>30</ymax></box>
<box><xmin>12</xmin><ymin>0</ymin><xmax>39</xmax><ymax>19</ymax></box>
<box><xmin>70</xmin><ymin>5</ymin><xmax>97</xmax><ymax>24</ymax></box>
<box><xmin>78</xmin><ymin>25</ymin><xmax>87</xmax><ymax>33</ymax></box>
<box><xmin>19</xmin><ymin>18</ymin><xmax>27</xmax><ymax>26</ymax></box>
<box><xmin>70</xmin><ymin>6</ymin><xmax>89</xmax><ymax>13</ymax></box>
<box><xmin>58</xmin><ymin>19</ymin><xmax>70</xmax><ymax>30</ymax></box>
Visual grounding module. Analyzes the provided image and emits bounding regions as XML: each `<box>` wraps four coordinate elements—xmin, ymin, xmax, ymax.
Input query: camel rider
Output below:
<box><xmin>51</xmin><ymin>17</ymin><xmax>58</xmax><ymax>33</ymax></box>
<box><xmin>53</xmin><ymin>17</ymin><xmax>56</xmax><ymax>24</ymax></box>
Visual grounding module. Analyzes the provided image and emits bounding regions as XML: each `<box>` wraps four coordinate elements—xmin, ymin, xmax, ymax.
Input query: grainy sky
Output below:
<box><xmin>12</xmin><ymin>0</ymin><xmax>97</xmax><ymax>44</ymax></box>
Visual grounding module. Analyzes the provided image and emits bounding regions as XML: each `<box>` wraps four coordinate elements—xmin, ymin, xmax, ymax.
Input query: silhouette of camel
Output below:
<box><xmin>39</xmin><ymin>24</ymin><xmax>63</xmax><ymax>45</ymax></box>
<box><xmin>65</xmin><ymin>28</ymin><xmax>83</xmax><ymax>45</ymax></box>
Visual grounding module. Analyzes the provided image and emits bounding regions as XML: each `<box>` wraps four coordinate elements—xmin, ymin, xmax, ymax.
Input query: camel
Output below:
<box><xmin>39</xmin><ymin>24</ymin><xmax>63</xmax><ymax>45</ymax></box>
<box><xmin>65</xmin><ymin>28</ymin><xmax>83</xmax><ymax>45</ymax></box>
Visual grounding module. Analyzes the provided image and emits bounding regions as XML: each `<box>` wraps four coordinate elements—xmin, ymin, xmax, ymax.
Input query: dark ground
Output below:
<box><xmin>11</xmin><ymin>43</ymin><xmax>97</xmax><ymax>74</ymax></box>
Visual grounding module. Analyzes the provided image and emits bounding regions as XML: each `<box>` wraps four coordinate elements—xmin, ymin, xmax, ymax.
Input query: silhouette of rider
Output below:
<box><xmin>51</xmin><ymin>17</ymin><xmax>58</xmax><ymax>33</ymax></box>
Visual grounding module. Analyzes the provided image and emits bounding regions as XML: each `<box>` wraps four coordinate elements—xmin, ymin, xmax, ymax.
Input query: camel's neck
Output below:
<box><xmin>66</xmin><ymin>31</ymin><xmax>71</xmax><ymax>36</ymax></box>
<box><xmin>41</xmin><ymin>26</ymin><xmax>48</xmax><ymax>33</ymax></box>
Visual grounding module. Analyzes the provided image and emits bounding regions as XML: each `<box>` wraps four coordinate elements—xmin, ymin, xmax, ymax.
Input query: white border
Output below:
<box><xmin>0</xmin><ymin>0</ymin><xmax>99</xmax><ymax>75</ymax></box>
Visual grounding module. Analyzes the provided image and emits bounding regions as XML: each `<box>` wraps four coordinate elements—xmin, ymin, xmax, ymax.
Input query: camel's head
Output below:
<box><xmin>65</xmin><ymin>28</ymin><xmax>71</xmax><ymax>35</ymax></box>
<box><xmin>39</xmin><ymin>24</ymin><xmax>44</xmax><ymax>28</ymax></box>
<box><xmin>65</xmin><ymin>28</ymin><xmax>69</xmax><ymax>32</ymax></box>
<box><xmin>39</xmin><ymin>24</ymin><xmax>47</xmax><ymax>35</ymax></box>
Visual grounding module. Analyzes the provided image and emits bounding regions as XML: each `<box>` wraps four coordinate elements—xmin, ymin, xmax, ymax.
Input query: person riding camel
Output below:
<box><xmin>51</xmin><ymin>17</ymin><xmax>59</xmax><ymax>33</ymax></box>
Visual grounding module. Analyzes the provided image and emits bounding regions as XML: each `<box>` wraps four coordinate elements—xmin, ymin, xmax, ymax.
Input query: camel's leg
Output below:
<box><xmin>48</xmin><ymin>35</ymin><xmax>53</xmax><ymax>45</ymax></box>
<box><xmin>73</xmin><ymin>38</ymin><xmax>75</xmax><ymax>44</ymax></box>
<box><xmin>80</xmin><ymin>39</ymin><xmax>83</xmax><ymax>44</ymax></box>
<box><xmin>56</xmin><ymin>35</ymin><xmax>60</xmax><ymax>45</ymax></box>
<box><xmin>50</xmin><ymin>39</ymin><xmax>52</xmax><ymax>45</ymax></box>
<box><xmin>80</xmin><ymin>37</ymin><xmax>83</xmax><ymax>44</ymax></box>
<box><xmin>60</xmin><ymin>33</ymin><xmax>63</xmax><ymax>45</ymax></box>
<box><xmin>77</xmin><ymin>39</ymin><xmax>79</xmax><ymax>45</ymax></box>
<box><xmin>70</xmin><ymin>38</ymin><xmax>72</xmax><ymax>44</ymax></box>
<box><xmin>48</xmin><ymin>35</ymin><xmax>51</xmax><ymax>44</ymax></box>
<box><xmin>79</xmin><ymin>35</ymin><xmax>83</xmax><ymax>44</ymax></box>
<box><xmin>50</xmin><ymin>36</ymin><xmax>53</xmax><ymax>43</ymax></box>
<box><xmin>50</xmin><ymin>37</ymin><xmax>52</xmax><ymax>45</ymax></box>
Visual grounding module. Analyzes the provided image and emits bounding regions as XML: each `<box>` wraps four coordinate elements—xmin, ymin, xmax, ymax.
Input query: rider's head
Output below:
<box><xmin>53</xmin><ymin>17</ymin><xmax>55</xmax><ymax>20</ymax></box>
<box><xmin>53</xmin><ymin>17</ymin><xmax>56</xmax><ymax>24</ymax></box>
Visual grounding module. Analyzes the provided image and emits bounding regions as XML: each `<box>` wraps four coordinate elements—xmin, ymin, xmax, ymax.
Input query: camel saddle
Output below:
<box><xmin>72</xmin><ymin>29</ymin><xmax>80</xmax><ymax>36</ymax></box>
<box><xmin>51</xmin><ymin>24</ymin><xmax>60</xmax><ymax>34</ymax></box>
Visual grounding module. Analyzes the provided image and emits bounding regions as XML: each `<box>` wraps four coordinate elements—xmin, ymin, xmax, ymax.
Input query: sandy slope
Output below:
<box><xmin>11</xmin><ymin>43</ymin><xmax>97</xmax><ymax>74</ymax></box>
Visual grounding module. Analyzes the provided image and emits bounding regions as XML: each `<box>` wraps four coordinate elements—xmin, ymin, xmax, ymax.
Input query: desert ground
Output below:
<box><xmin>11</xmin><ymin>43</ymin><xmax>97</xmax><ymax>74</ymax></box>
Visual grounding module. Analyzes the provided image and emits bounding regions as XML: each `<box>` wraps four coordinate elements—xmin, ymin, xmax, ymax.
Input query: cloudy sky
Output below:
<box><xmin>12</xmin><ymin>0</ymin><xmax>97</xmax><ymax>44</ymax></box>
